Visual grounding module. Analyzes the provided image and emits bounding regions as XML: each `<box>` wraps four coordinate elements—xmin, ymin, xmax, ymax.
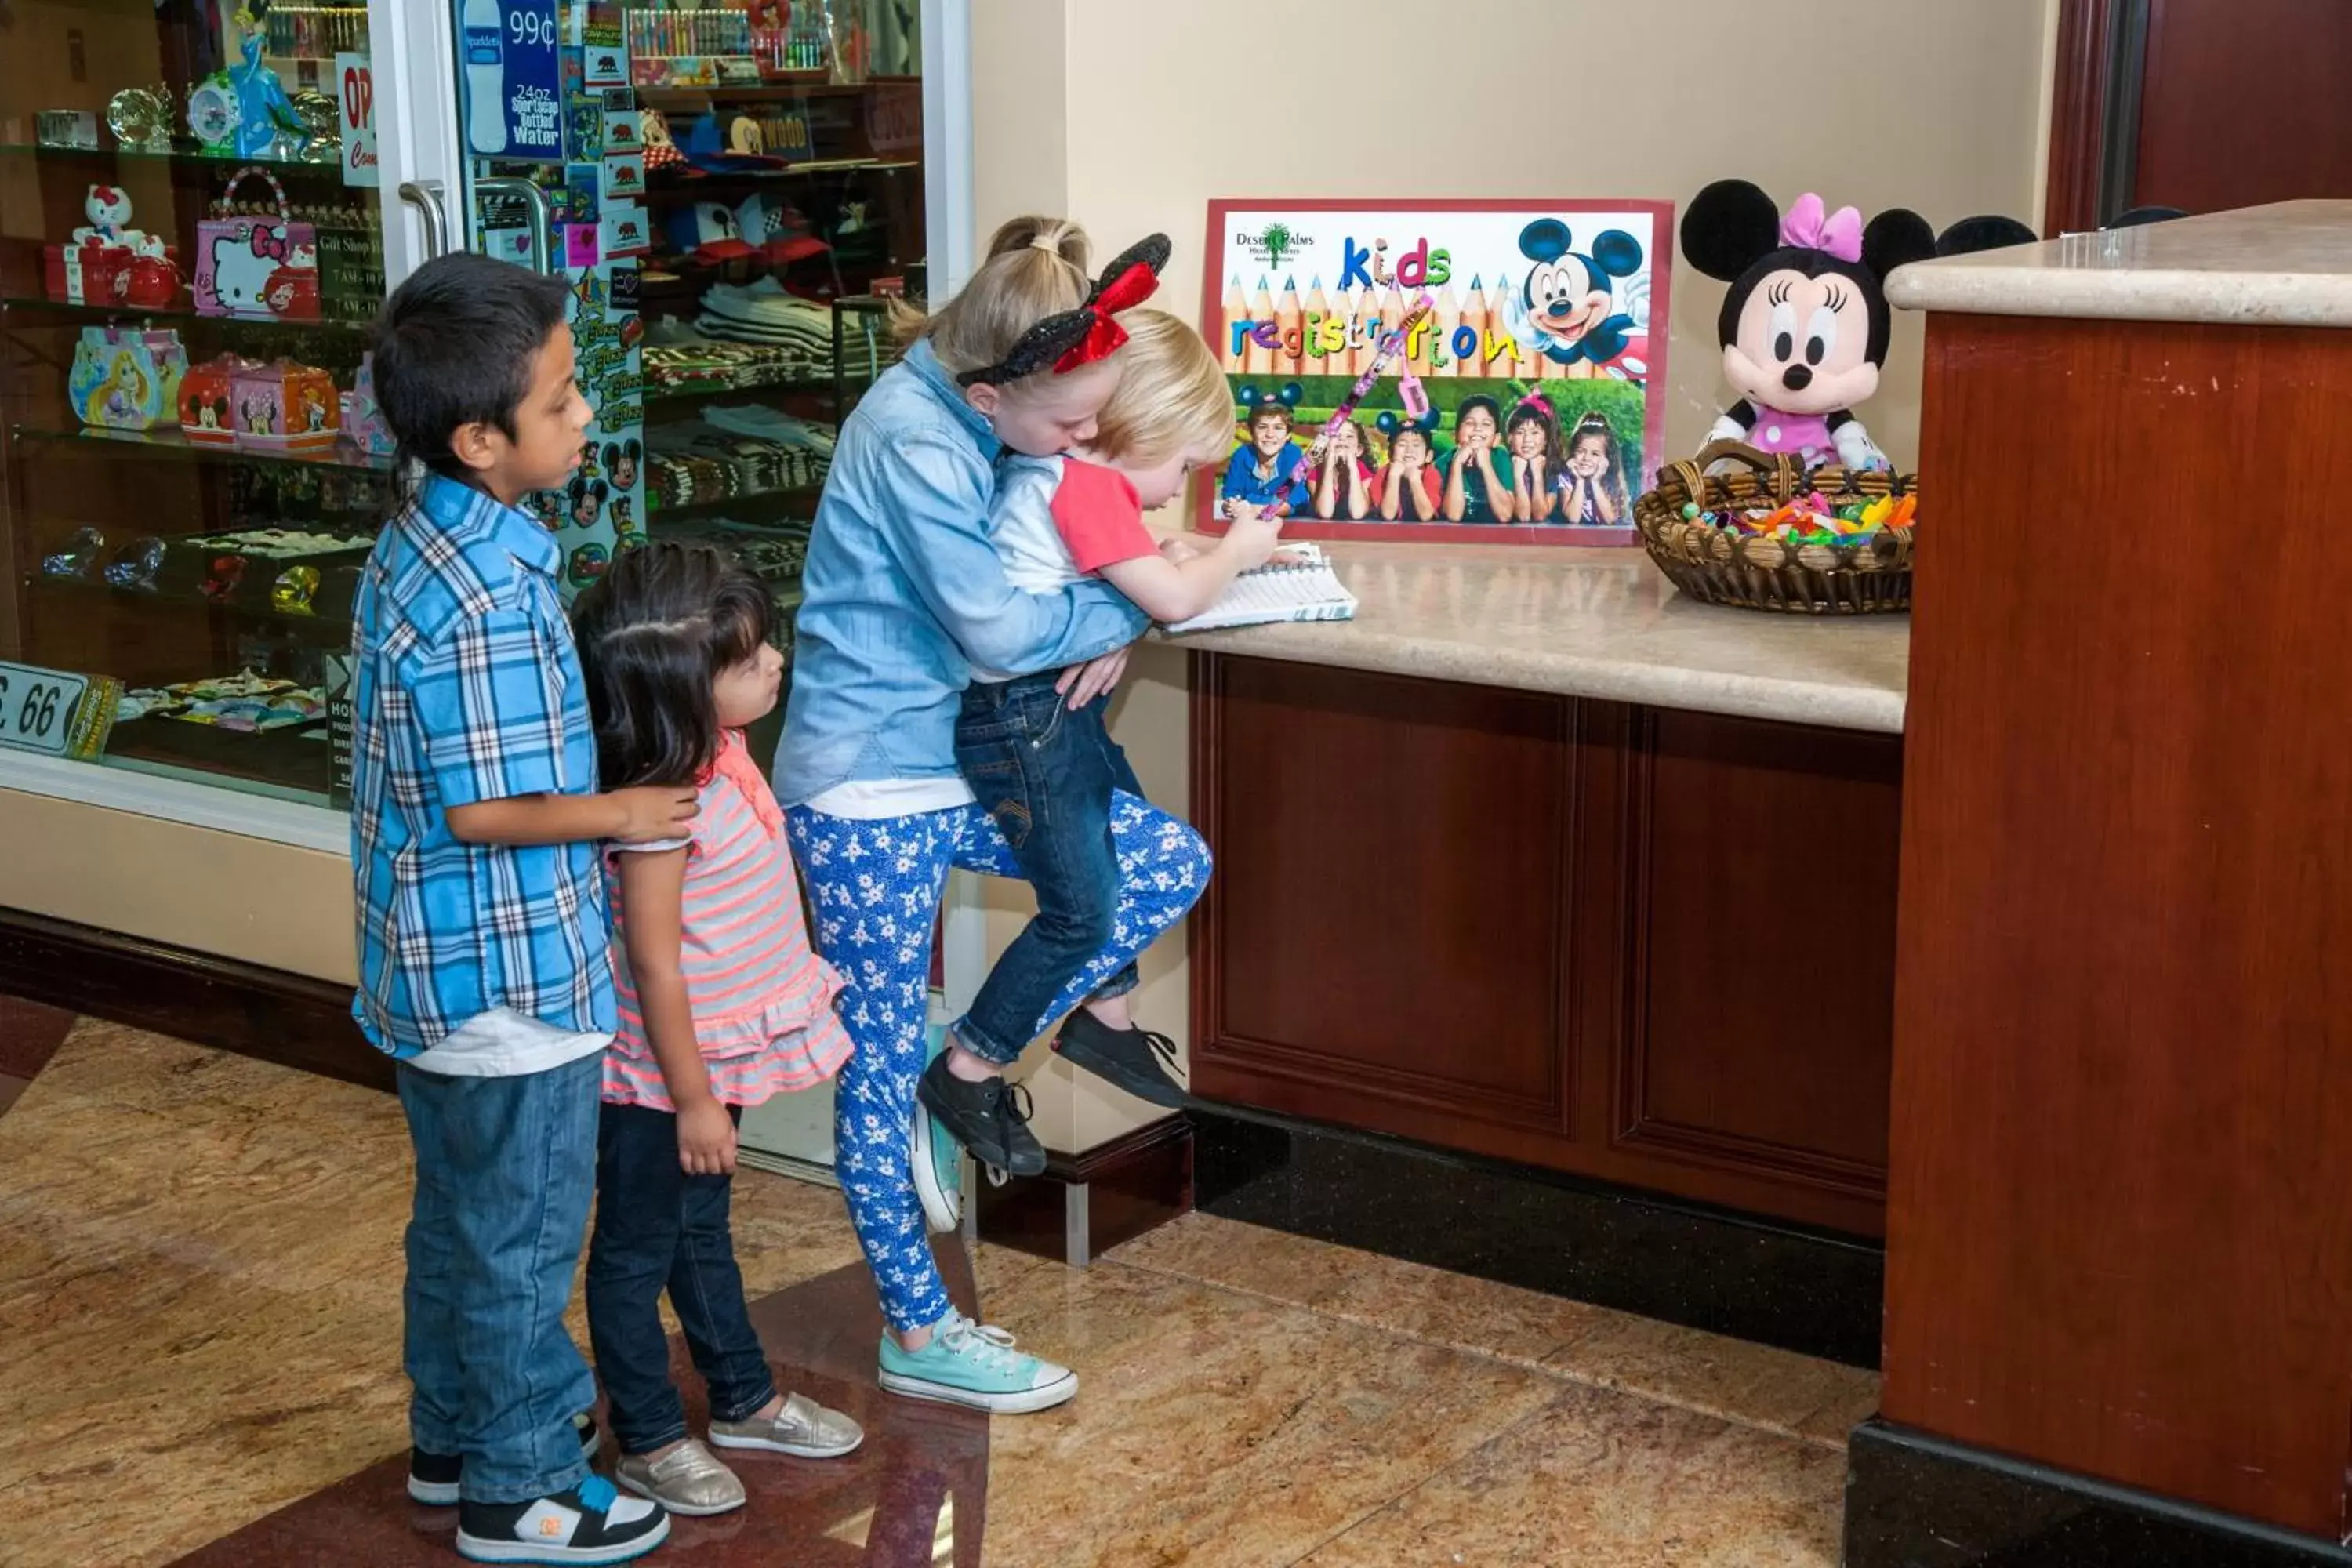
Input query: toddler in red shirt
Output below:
<box><xmin>938</xmin><ymin>309</ymin><xmax>1279</xmax><ymax>1149</ymax></box>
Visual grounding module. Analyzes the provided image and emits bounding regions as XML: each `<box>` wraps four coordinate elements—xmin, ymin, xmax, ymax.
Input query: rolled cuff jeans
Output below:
<box><xmin>951</xmin><ymin>670</ymin><xmax>1143</xmax><ymax>1063</ymax></box>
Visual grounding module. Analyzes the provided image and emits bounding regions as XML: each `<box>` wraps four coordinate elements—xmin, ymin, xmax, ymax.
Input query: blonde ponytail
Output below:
<box><xmin>891</xmin><ymin>216</ymin><xmax>1093</xmax><ymax>378</ymax></box>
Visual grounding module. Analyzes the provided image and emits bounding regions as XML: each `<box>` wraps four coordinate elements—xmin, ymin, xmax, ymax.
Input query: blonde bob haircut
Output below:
<box><xmin>894</xmin><ymin>216</ymin><xmax>1091</xmax><ymax>381</ymax></box>
<box><xmin>1089</xmin><ymin>309</ymin><xmax>1233</xmax><ymax>466</ymax></box>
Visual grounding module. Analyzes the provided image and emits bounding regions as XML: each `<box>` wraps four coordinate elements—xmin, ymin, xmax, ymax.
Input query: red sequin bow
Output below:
<box><xmin>957</xmin><ymin>232</ymin><xmax>1172</xmax><ymax>387</ymax></box>
<box><xmin>1054</xmin><ymin>248</ymin><xmax>1163</xmax><ymax>372</ymax></box>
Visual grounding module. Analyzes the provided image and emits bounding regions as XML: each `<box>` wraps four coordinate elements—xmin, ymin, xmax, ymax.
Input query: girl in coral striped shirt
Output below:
<box><xmin>571</xmin><ymin>540</ymin><xmax>861</xmax><ymax>1519</ymax></box>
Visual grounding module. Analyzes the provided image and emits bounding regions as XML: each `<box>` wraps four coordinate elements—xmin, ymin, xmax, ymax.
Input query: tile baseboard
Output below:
<box><xmin>1191</xmin><ymin>1101</ymin><xmax>1885</xmax><ymax>1369</ymax></box>
<box><xmin>1846</xmin><ymin>1419</ymin><xmax>2352</xmax><ymax>1567</ymax></box>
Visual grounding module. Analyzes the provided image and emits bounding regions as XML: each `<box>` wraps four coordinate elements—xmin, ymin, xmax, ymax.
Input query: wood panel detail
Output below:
<box><xmin>1192</xmin><ymin>655</ymin><xmax>1574</xmax><ymax>1131</ymax></box>
<box><xmin>1613</xmin><ymin>708</ymin><xmax>1901</xmax><ymax>1197</ymax></box>
<box><xmin>1885</xmin><ymin>313</ymin><xmax>2352</xmax><ymax>1540</ymax></box>
<box><xmin>1191</xmin><ymin>653</ymin><xmax>1901</xmax><ymax>1238</ymax></box>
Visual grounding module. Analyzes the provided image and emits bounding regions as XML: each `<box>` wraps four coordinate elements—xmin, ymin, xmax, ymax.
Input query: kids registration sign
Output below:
<box><xmin>1199</xmin><ymin>199</ymin><xmax>1672</xmax><ymax>546</ymax></box>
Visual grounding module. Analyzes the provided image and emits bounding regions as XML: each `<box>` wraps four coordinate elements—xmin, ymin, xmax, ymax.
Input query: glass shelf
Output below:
<box><xmin>0</xmin><ymin>140</ymin><xmax>347</xmax><ymax>176</ymax></box>
<box><xmin>647</xmin><ymin>485</ymin><xmax>821</xmax><ymax>521</ymax></box>
<box><xmin>635</xmin><ymin>78</ymin><xmax>913</xmax><ymax>110</ymax></box>
<box><xmin>643</xmin><ymin>158</ymin><xmax>918</xmax><ymax>192</ymax></box>
<box><xmin>11</xmin><ymin>423</ymin><xmax>393</xmax><ymax>474</ymax></box>
<box><xmin>644</xmin><ymin>370</ymin><xmax>869</xmax><ymax>407</ymax></box>
<box><xmin>28</xmin><ymin>571</ymin><xmax>354</xmax><ymax>641</ymax></box>
<box><xmin>0</xmin><ymin>295</ymin><xmax>372</xmax><ymax>336</ymax></box>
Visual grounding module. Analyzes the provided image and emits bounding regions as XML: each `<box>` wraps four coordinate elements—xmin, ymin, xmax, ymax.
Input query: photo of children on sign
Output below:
<box><xmin>1199</xmin><ymin>200</ymin><xmax>1671</xmax><ymax>544</ymax></box>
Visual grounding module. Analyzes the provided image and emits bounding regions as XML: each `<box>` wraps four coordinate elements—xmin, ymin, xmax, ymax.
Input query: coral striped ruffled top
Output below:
<box><xmin>604</xmin><ymin>731</ymin><xmax>851</xmax><ymax>1109</ymax></box>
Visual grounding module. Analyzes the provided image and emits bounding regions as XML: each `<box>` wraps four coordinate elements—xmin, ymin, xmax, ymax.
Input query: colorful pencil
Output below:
<box><xmin>1302</xmin><ymin>275</ymin><xmax>1330</xmax><ymax>377</ymax></box>
<box><xmin>1220</xmin><ymin>274</ymin><xmax>1247</xmax><ymax>372</ymax></box>
<box><xmin>1245</xmin><ymin>276</ymin><xmax>1275</xmax><ymax>377</ymax></box>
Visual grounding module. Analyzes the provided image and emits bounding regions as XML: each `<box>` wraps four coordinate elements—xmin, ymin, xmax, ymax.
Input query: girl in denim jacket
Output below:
<box><xmin>777</xmin><ymin>216</ymin><xmax>1208</xmax><ymax>1414</ymax></box>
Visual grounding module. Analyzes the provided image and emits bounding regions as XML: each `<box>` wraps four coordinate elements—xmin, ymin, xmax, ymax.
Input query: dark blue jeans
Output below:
<box><xmin>397</xmin><ymin>1052</ymin><xmax>601</xmax><ymax>1504</ymax></box>
<box><xmin>952</xmin><ymin>670</ymin><xmax>1144</xmax><ymax>1063</ymax></box>
<box><xmin>584</xmin><ymin>1101</ymin><xmax>778</xmax><ymax>1455</ymax></box>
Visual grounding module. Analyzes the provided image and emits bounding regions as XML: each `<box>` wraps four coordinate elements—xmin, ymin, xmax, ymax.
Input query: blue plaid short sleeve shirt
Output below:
<box><xmin>348</xmin><ymin>473</ymin><xmax>615</xmax><ymax>1058</ymax></box>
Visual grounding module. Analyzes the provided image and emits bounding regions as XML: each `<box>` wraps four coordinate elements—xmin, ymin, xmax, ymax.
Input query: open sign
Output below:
<box><xmin>337</xmin><ymin>53</ymin><xmax>379</xmax><ymax>188</ymax></box>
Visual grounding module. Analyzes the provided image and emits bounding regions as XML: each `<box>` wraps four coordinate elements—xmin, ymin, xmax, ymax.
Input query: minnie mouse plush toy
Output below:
<box><xmin>1680</xmin><ymin>180</ymin><xmax>2034</xmax><ymax>470</ymax></box>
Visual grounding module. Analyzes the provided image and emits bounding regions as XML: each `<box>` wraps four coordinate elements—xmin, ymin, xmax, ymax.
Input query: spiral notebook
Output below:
<box><xmin>1166</xmin><ymin>544</ymin><xmax>1358</xmax><ymax>634</ymax></box>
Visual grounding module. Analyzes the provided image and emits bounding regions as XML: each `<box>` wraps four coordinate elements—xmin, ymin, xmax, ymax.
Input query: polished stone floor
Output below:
<box><xmin>0</xmin><ymin>1017</ymin><xmax>1874</xmax><ymax>1566</ymax></box>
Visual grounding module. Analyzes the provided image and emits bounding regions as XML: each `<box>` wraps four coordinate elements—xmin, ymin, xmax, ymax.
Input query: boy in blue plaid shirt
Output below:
<box><xmin>352</xmin><ymin>254</ymin><xmax>695</xmax><ymax>1566</ymax></box>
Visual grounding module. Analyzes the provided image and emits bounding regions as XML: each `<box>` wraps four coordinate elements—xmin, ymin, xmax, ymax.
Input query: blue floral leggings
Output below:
<box><xmin>785</xmin><ymin>794</ymin><xmax>1209</xmax><ymax>1334</ymax></box>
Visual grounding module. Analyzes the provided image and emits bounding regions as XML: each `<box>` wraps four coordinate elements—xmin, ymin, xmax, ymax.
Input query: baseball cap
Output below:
<box><xmin>662</xmin><ymin>200</ymin><xmax>758</xmax><ymax>263</ymax></box>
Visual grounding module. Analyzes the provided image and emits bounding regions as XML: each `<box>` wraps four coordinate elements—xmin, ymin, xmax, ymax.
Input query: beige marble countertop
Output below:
<box><xmin>1886</xmin><ymin>200</ymin><xmax>2352</xmax><ymax>326</ymax></box>
<box><xmin>1160</xmin><ymin>543</ymin><xmax>1909</xmax><ymax>734</ymax></box>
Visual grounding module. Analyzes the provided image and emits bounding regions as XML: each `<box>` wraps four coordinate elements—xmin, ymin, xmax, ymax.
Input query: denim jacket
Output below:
<box><xmin>774</xmin><ymin>338</ymin><xmax>1149</xmax><ymax>807</ymax></box>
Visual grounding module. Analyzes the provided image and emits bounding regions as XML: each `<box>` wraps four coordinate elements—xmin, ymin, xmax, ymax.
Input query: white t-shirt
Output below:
<box><xmin>404</xmin><ymin>1007</ymin><xmax>612</xmax><ymax>1077</ymax></box>
<box><xmin>991</xmin><ymin>455</ymin><xmax>1087</xmax><ymax>593</ymax></box>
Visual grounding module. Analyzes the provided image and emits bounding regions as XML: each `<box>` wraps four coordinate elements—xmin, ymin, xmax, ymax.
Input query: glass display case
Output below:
<box><xmin>0</xmin><ymin>0</ymin><xmax>392</xmax><ymax>807</ymax></box>
<box><xmin>0</xmin><ymin>0</ymin><xmax>924</xmax><ymax>815</ymax></box>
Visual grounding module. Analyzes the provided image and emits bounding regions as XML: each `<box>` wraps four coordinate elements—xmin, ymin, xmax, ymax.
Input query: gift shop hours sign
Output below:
<box><xmin>0</xmin><ymin>661</ymin><xmax>120</xmax><ymax>760</ymax></box>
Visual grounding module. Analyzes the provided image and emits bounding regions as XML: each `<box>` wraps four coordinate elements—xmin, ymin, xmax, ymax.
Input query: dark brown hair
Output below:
<box><xmin>571</xmin><ymin>542</ymin><xmax>772</xmax><ymax>788</ymax></box>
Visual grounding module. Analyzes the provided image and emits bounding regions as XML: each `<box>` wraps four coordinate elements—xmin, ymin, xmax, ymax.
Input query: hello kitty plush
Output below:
<box><xmin>70</xmin><ymin>184</ymin><xmax>165</xmax><ymax>256</ymax></box>
<box><xmin>82</xmin><ymin>185</ymin><xmax>132</xmax><ymax>240</ymax></box>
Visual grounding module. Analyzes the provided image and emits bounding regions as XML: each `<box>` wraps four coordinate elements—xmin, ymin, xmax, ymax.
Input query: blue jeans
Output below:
<box><xmin>397</xmin><ymin>1052</ymin><xmax>601</xmax><ymax>1504</ymax></box>
<box><xmin>787</xmin><ymin>797</ymin><xmax>1209</xmax><ymax>1332</ymax></box>
<box><xmin>585</xmin><ymin>1101</ymin><xmax>778</xmax><ymax>1455</ymax></box>
<box><xmin>951</xmin><ymin>672</ymin><xmax>1142</xmax><ymax>1063</ymax></box>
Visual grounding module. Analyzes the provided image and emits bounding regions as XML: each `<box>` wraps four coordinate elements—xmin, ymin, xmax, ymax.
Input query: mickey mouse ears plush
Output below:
<box><xmin>1680</xmin><ymin>179</ymin><xmax>2034</xmax><ymax>470</ymax></box>
<box><xmin>959</xmin><ymin>233</ymin><xmax>1171</xmax><ymax>387</ymax></box>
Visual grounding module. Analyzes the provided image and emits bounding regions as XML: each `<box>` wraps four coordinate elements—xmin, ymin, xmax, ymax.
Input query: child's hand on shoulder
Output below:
<box><xmin>611</xmin><ymin>784</ymin><xmax>699</xmax><ymax>843</ymax></box>
<box><xmin>677</xmin><ymin>1094</ymin><xmax>738</xmax><ymax>1175</ymax></box>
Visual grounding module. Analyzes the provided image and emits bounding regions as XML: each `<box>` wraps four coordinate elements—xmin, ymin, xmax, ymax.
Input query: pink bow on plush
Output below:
<box><xmin>1780</xmin><ymin>194</ymin><xmax>1863</xmax><ymax>263</ymax></box>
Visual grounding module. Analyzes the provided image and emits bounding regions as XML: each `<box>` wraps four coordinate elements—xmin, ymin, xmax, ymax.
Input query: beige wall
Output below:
<box><xmin>0</xmin><ymin>791</ymin><xmax>354</xmax><ymax>980</ymax></box>
<box><xmin>0</xmin><ymin>0</ymin><xmax>2059</xmax><ymax>1151</ymax></box>
<box><xmin>971</xmin><ymin>0</ymin><xmax>2060</xmax><ymax>1152</ymax></box>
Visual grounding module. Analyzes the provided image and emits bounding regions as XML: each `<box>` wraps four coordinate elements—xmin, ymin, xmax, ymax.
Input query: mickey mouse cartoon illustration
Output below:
<box><xmin>1504</xmin><ymin>220</ymin><xmax>1643</xmax><ymax>371</ymax></box>
<box><xmin>568</xmin><ymin>475</ymin><xmax>608</xmax><ymax>531</ymax></box>
<box><xmin>1681</xmin><ymin>180</ymin><xmax>2033</xmax><ymax>469</ymax></box>
<box><xmin>602</xmin><ymin>438</ymin><xmax>641</xmax><ymax>492</ymax></box>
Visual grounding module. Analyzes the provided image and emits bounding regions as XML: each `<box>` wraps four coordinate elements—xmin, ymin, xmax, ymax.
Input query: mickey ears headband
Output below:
<box><xmin>958</xmin><ymin>232</ymin><xmax>1173</xmax><ymax>387</ymax></box>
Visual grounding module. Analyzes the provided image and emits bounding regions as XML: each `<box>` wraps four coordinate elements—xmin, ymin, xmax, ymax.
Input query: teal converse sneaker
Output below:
<box><xmin>877</xmin><ymin>1308</ymin><xmax>1078</xmax><ymax>1414</ymax></box>
<box><xmin>910</xmin><ymin>1023</ymin><xmax>965</xmax><ymax>1234</ymax></box>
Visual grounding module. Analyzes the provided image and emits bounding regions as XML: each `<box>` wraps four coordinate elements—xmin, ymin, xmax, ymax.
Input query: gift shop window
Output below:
<box><xmin>0</xmin><ymin>0</ymin><xmax>390</xmax><ymax>816</ymax></box>
<box><xmin>0</xmin><ymin>0</ymin><xmax>936</xmax><ymax>833</ymax></box>
<box><xmin>448</xmin><ymin>0</ymin><xmax>927</xmax><ymax>778</ymax></box>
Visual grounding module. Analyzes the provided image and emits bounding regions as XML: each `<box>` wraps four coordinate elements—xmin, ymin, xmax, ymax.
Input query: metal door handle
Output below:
<box><xmin>397</xmin><ymin>179</ymin><xmax>450</xmax><ymax>260</ymax></box>
<box><xmin>474</xmin><ymin>176</ymin><xmax>556</xmax><ymax>276</ymax></box>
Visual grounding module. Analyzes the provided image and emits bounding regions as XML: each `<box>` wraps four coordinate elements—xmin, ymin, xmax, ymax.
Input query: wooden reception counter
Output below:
<box><xmin>1845</xmin><ymin>201</ymin><xmax>2352</xmax><ymax>1563</ymax></box>
<box><xmin>1174</xmin><ymin>547</ymin><xmax>1909</xmax><ymax>1243</ymax></box>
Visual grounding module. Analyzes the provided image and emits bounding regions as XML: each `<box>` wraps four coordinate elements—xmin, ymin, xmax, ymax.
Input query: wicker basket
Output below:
<box><xmin>1635</xmin><ymin>441</ymin><xmax>1917</xmax><ymax>615</ymax></box>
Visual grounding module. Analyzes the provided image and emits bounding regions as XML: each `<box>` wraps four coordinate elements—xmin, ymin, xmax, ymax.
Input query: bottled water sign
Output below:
<box><xmin>461</xmin><ymin>0</ymin><xmax>563</xmax><ymax>160</ymax></box>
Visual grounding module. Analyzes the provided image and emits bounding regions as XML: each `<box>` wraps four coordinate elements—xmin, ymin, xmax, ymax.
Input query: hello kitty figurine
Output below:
<box><xmin>71</xmin><ymin>185</ymin><xmax>165</xmax><ymax>258</ymax></box>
